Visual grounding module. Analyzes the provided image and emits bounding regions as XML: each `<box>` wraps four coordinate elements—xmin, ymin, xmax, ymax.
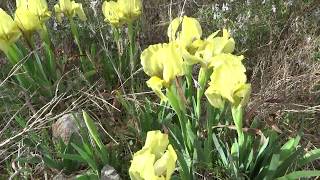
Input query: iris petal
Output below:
<box><xmin>54</xmin><ymin>0</ymin><xmax>87</xmax><ymax>21</ymax></box>
<box><xmin>0</xmin><ymin>8</ymin><xmax>21</xmax><ymax>53</ymax></box>
<box><xmin>141</xmin><ymin>42</ymin><xmax>185</xmax><ymax>84</ymax></box>
<box><xmin>15</xmin><ymin>7</ymin><xmax>41</xmax><ymax>32</ymax></box>
<box><xmin>129</xmin><ymin>131</ymin><xmax>177</xmax><ymax>180</ymax></box>
<box><xmin>102</xmin><ymin>0</ymin><xmax>141</xmax><ymax>26</ymax></box>
<box><xmin>146</xmin><ymin>77</ymin><xmax>168</xmax><ymax>102</ymax></box>
<box><xmin>205</xmin><ymin>54</ymin><xmax>250</xmax><ymax>108</ymax></box>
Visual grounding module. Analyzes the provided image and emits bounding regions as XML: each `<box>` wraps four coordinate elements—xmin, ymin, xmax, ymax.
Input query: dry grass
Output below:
<box><xmin>244</xmin><ymin>3</ymin><xmax>320</xmax><ymax>161</ymax></box>
<box><xmin>248</xmin><ymin>33</ymin><xmax>319</xmax><ymax>118</ymax></box>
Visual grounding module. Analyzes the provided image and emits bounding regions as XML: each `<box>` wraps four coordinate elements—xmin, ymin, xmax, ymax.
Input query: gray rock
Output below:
<box><xmin>101</xmin><ymin>164</ymin><xmax>121</xmax><ymax>180</ymax></box>
<box><xmin>52</xmin><ymin>174</ymin><xmax>68</xmax><ymax>180</ymax></box>
<box><xmin>52</xmin><ymin>113</ymin><xmax>83</xmax><ymax>144</ymax></box>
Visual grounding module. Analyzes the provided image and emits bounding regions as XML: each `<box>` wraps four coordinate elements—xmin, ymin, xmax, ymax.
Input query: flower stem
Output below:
<box><xmin>5</xmin><ymin>45</ymin><xmax>32</xmax><ymax>90</ymax></box>
<box><xmin>231</xmin><ymin>105</ymin><xmax>245</xmax><ymax>151</ymax></box>
<box><xmin>112</xmin><ymin>26</ymin><xmax>122</xmax><ymax>71</ymax></box>
<box><xmin>40</xmin><ymin>24</ymin><xmax>59</xmax><ymax>81</ymax></box>
<box><xmin>69</xmin><ymin>17</ymin><xmax>82</xmax><ymax>54</ymax></box>
<box><xmin>40</xmin><ymin>24</ymin><xmax>54</xmax><ymax>49</ymax></box>
<box><xmin>128</xmin><ymin>22</ymin><xmax>135</xmax><ymax>91</ymax></box>
<box><xmin>68</xmin><ymin>17</ymin><xmax>89</xmax><ymax>73</ymax></box>
<box><xmin>26</xmin><ymin>35</ymin><xmax>50</xmax><ymax>85</ymax></box>
<box><xmin>196</xmin><ymin>67</ymin><xmax>210</xmax><ymax>120</ymax></box>
<box><xmin>167</xmin><ymin>85</ymin><xmax>191</xmax><ymax>152</ymax></box>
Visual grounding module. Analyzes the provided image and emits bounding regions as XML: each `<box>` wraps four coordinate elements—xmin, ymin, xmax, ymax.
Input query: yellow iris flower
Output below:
<box><xmin>0</xmin><ymin>8</ymin><xmax>21</xmax><ymax>53</ymax></box>
<box><xmin>141</xmin><ymin>42</ymin><xmax>184</xmax><ymax>84</ymax></box>
<box><xmin>196</xmin><ymin>29</ymin><xmax>235</xmax><ymax>64</ymax></box>
<box><xmin>168</xmin><ymin>16</ymin><xmax>202</xmax><ymax>47</ymax></box>
<box><xmin>14</xmin><ymin>7</ymin><xmax>42</xmax><ymax>33</ymax></box>
<box><xmin>102</xmin><ymin>0</ymin><xmax>141</xmax><ymax>26</ymax></box>
<box><xmin>205</xmin><ymin>54</ymin><xmax>251</xmax><ymax>109</ymax></box>
<box><xmin>16</xmin><ymin>0</ymin><xmax>51</xmax><ymax>22</ymax></box>
<box><xmin>14</xmin><ymin>0</ymin><xmax>51</xmax><ymax>33</ymax></box>
<box><xmin>102</xmin><ymin>1</ymin><xmax>124</xmax><ymax>26</ymax></box>
<box><xmin>167</xmin><ymin>27</ymin><xmax>235</xmax><ymax>67</ymax></box>
<box><xmin>146</xmin><ymin>77</ymin><xmax>168</xmax><ymax>102</ymax></box>
<box><xmin>143</xmin><ymin>130</ymin><xmax>170</xmax><ymax>159</ymax></box>
<box><xmin>54</xmin><ymin>0</ymin><xmax>87</xmax><ymax>22</ymax></box>
<box><xmin>118</xmin><ymin>0</ymin><xmax>141</xmax><ymax>22</ymax></box>
<box><xmin>129</xmin><ymin>130</ymin><xmax>177</xmax><ymax>180</ymax></box>
<box><xmin>141</xmin><ymin>42</ymin><xmax>184</xmax><ymax>83</ymax></box>
<box><xmin>141</xmin><ymin>42</ymin><xmax>185</xmax><ymax>100</ymax></box>
<box><xmin>212</xmin><ymin>29</ymin><xmax>235</xmax><ymax>54</ymax></box>
<box><xmin>153</xmin><ymin>145</ymin><xmax>177</xmax><ymax>179</ymax></box>
<box><xmin>167</xmin><ymin>16</ymin><xmax>204</xmax><ymax>65</ymax></box>
<box><xmin>129</xmin><ymin>148</ymin><xmax>160</xmax><ymax>180</ymax></box>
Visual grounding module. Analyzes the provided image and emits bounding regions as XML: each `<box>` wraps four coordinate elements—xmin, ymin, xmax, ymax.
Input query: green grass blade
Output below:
<box><xmin>274</xmin><ymin>148</ymin><xmax>304</xmax><ymax>177</ymax></box>
<box><xmin>264</xmin><ymin>153</ymin><xmax>281</xmax><ymax>180</ymax></box>
<box><xmin>212</xmin><ymin>133</ymin><xmax>228</xmax><ymax>166</ymax></box>
<box><xmin>299</xmin><ymin>149</ymin><xmax>320</xmax><ymax>167</ymax></box>
<box><xmin>176</xmin><ymin>151</ymin><xmax>192</xmax><ymax>180</ymax></box>
<box><xmin>279</xmin><ymin>136</ymin><xmax>301</xmax><ymax>160</ymax></box>
<box><xmin>43</xmin><ymin>154</ymin><xmax>62</xmax><ymax>170</ymax></box>
<box><xmin>82</xmin><ymin>111</ymin><xmax>109</xmax><ymax>164</ymax></box>
<box><xmin>82</xmin><ymin>111</ymin><xmax>104</xmax><ymax>150</ymax></box>
<box><xmin>76</xmin><ymin>173</ymin><xmax>99</xmax><ymax>180</ymax></box>
<box><xmin>71</xmin><ymin>143</ymin><xmax>98</xmax><ymax>172</ymax></box>
<box><xmin>59</xmin><ymin>153</ymin><xmax>86</xmax><ymax>163</ymax></box>
<box><xmin>43</xmin><ymin>43</ymin><xmax>57</xmax><ymax>81</ymax></box>
<box><xmin>276</xmin><ymin>170</ymin><xmax>320</xmax><ymax>180</ymax></box>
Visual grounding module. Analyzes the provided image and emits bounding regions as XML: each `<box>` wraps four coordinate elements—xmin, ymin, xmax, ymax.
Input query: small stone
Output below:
<box><xmin>52</xmin><ymin>113</ymin><xmax>83</xmax><ymax>144</ymax></box>
<box><xmin>101</xmin><ymin>164</ymin><xmax>121</xmax><ymax>180</ymax></box>
<box><xmin>52</xmin><ymin>174</ymin><xmax>68</xmax><ymax>180</ymax></box>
